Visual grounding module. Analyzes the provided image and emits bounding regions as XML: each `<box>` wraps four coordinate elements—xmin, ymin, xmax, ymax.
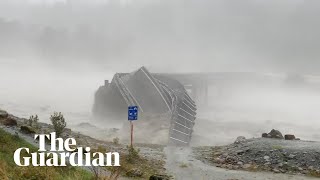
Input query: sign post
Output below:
<box><xmin>128</xmin><ymin>106</ymin><xmax>138</xmax><ymax>147</ymax></box>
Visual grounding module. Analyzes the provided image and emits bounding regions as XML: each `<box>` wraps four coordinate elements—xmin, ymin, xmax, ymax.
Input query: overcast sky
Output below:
<box><xmin>1</xmin><ymin>1</ymin><xmax>320</xmax><ymax>143</ymax></box>
<box><xmin>0</xmin><ymin>0</ymin><xmax>319</xmax><ymax>74</ymax></box>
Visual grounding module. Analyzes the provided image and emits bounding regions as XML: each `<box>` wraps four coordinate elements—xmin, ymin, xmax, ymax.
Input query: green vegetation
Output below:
<box><xmin>0</xmin><ymin>128</ymin><xmax>92</xmax><ymax>180</ymax></box>
<box><xmin>271</xmin><ymin>145</ymin><xmax>283</xmax><ymax>150</ymax></box>
<box><xmin>126</xmin><ymin>146</ymin><xmax>140</xmax><ymax>163</ymax></box>
<box><xmin>26</xmin><ymin>115</ymin><xmax>39</xmax><ymax>128</ymax></box>
<box><xmin>119</xmin><ymin>146</ymin><xmax>162</xmax><ymax>178</ymax></box>
<box><xmin>112</xmin><ymin>137</ymin><xmax>119</xmax><ymax>145</ymax></box>
<box><xmin>179</xmin><ymin>163</ymin><xmax>188</xmax><ymax>168</ymax></box>
<box><xmin>90</xmin><ymin>145</ymin><xmax>163</xmax><ymax>179</ymax></box>
<box><xmin>21</xmin><ymin>115</ymin><xmax>40</xmax><ymax>134</ymax></box>
<box><xmin>50</xmin><ymin>112</ymin><xmax>67</xmax><ymax>137</ymax></box>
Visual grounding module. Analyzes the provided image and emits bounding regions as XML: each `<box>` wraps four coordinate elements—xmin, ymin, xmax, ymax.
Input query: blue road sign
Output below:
<box><xmin>128</xmin><ymin>106</ymin><xmax>138</xmax><ymax>120</ymax></box>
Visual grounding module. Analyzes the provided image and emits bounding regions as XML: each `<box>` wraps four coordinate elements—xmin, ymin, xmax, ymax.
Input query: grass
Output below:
<box><xmin>179</xmin><ymin>163</ymin><xmax>188</xmax><ymax>168</ymax></box>
<box><xmin>0</xmin><ymin>128</ymin><xmax>93</xmax><ymax>180</ymax></box>
<box><xmin>88</xmin><ymin>145</ymin><xmax>164</xmax><ymax>179</ymax></box>
<box><xmin>271</xmin><ymin>145</ymin><xmax>283</xmax><ymax>150</ymax></box>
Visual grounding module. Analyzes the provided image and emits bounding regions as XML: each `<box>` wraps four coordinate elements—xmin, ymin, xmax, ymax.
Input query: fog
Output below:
<box><xmin>1</xmin><ymin>0</ymin><xmax>320</xmax><ymax>72</ymax></box>
<box><xmin>1</xmin><ymin>0</ymin><xmax>320</xmax><ymax>145</ymax></box>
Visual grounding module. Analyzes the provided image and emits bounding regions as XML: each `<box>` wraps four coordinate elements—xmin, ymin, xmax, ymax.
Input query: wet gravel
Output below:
<box><xmin>194</xmin><ymin>138</ymin><xmax>320</xmax><ymax>178</ymax></box>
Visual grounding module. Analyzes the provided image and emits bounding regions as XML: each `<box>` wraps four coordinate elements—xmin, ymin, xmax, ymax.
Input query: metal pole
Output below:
<box><xmin>130</xmin><ymin>121</ymin><xmax>133</xmax><ymax>147</ymax></box>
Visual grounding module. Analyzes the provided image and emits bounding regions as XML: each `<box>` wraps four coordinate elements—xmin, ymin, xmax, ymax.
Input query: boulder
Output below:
<box><xmin>284</xmin><ymin>134</ymin><xmax>295</xmax><ymax>140</ymax></box>
<box><xmin>1</xmin><ymin>117</ymin><xmax>17</xmax><ymax>126</ymax></box>
<box><xmin>234</xmin><ymin>136</ymin><xmax>246</xmax><ymax>144</ymax></box>
<box><xmin>243</xmin><ymin>164</ymin><xmax>252</xmax><ymax>169</ymax></box>
<box><xmin>268</xmin><ymin>129</ymin><xmax>284</xmax><ymax>139</ymax></box>
<box><xmin>20</xmin><ymin>125</ymin><xmax>36</xmax><ymax>134</ymax></box>
<box><xmin>288</xmin><ymin>154</ymin><xmax>296</xmax><ymax>159</ymax></box>
<box><xmin>273</xmin><ymin>168</ymin><xmax>280</xmax><ymax>173</ymax></box>
<box><xmin>0</xmin><ymin>110</ymin><xmax>8</xmax><ymax>119</ymax></box>
<box><xmin>262</xmin><ymin>133</ymin><xmax>269</xmax><ymax>138</ymax></box>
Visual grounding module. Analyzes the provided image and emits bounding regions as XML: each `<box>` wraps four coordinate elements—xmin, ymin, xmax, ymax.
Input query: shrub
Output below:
<box><xmin>112</xmin><ymin>137</ymin><xmax>119</xmax><ymax>145</ymax></box>
<box><xmin>25</xmin><ymin>115</ymin><xmax>39</xmax><ymax>128</ymax></box>
<box><xmin>126</xmin><ymin>146</ymin><xmax>140</xmax><ymax>163</ymax></box>
<box><xmin>50</xmin><ymin>112</ymin><xmax>66</xmax><ymax>137</ymax></box>
<box><xmin>179</xmin><ymin>163</ymin><xmax>188</xmax><ymax>168</ymax></box>
<box><xmin>31</xmin><ymin>115</ymin><xmax>39</xmax><ymax>128</ymax></box>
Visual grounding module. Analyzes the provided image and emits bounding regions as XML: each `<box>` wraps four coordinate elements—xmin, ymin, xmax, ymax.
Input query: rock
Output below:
<box><xmin>20</xmin><ymin>125</ymin><xmax>36</xmax><ymax>134</ymax></box>
<box><xmin>243</xmin><ymin>164</ymin><xmax>252</xmax><ymax>169</ymax></box>
<box><xmin>226</xmin><ymin>164</ymin><xmax>233</xmax><ymax>169</ymax></box>
<box><xmin>295</xmin><ymin>138</ymin><xmax>301</xmax><ymax>140</ymax></box>
<box><xmin>126</xmin><ymin>168</ymin><xmax>143</xmax><ymax>177</ymax></box>
<box><xmin>213</xmin><ymin>157</ymin><xmax>225</xmax><ymax>164</ymax></box>
<box><xmin>233</xmin><ymin>165</ymin><xmax>240</xmax><ymax>170</ymax></box>
<box><xmin>264</xmin><ymin>156</ymin><xmax>270</xmax><ymax>161</ymax></box>
<box><xmin>288</xmin><ymin>154</ymin><xmax>296</xmax><ymax>159</ymax></box>
<box><xmin>149</xmin><ymin>174</ymin><xmax>170</xmax><ymax>180</ymax></box>
<box><xmin>262</xmin><ymin>133</ymin><xmax>268</xmax><ymax>138</ymax></box>
<box><xmin>268</xmin><ymin>129</ymin><xmax>284</xmax><ymax>139</ymax></box>
<box><xmin>273</xmin><ymin>168</ymin><xmax>280</xmax><ymax>173</ymax></box>
<box><xmin>0</xmin><ymin>110</ymin><xmax>8</xmax><ymax>119</ymax></box>
<box><xmin>237</xmin><ymin>161</ymin><xmax>243</xmax><ymax>166</ymax></box>
<box><xmin>225</xmin><ymin>156</ymin><xmax>238</xmax><ymax>164</ymax></box>
<box><xmin>280</xmin><ymin>169</ymin><xmax>286</xmax><ymax>173</ymax></box>
<box><xmin>234</xmin><ymin>136</ymin><xmax>246</xmax><ymax>144</ymax></box>
<box><xmin>213</xmin><ymin>152</ymin><xmax>222</xmax><ymax>156</ymax></box>
<box><xmin>1</xmin><ymin>117</ymin><xmax>17</xmax><ymax>126</ymax></box>
<box><xmin>308</xmin><ymin>166</ymin><xmax>314</xmax><ymax>170</ymax></box>
<box><xmin>284</xmin><ymin>134</ymin><xmax>295</xmax><ymax>140</ymax></box>
<box><xmin>264</xmin><ymin>162</ymin><xmax>271</xmax><ymax>166</ymax></box>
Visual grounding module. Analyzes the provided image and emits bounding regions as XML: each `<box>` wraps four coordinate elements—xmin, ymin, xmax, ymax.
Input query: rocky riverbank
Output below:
<box><xmin>194</xmin><ymin>135</ymin><xmax>320</xmax><ymax>178</ymax></box>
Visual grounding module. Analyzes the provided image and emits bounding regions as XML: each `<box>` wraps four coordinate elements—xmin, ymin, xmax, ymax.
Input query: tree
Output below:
<box><xmin>50</xmin><ymin>112</ymin><xmax>66</xmax><ymax>137</ymax></box>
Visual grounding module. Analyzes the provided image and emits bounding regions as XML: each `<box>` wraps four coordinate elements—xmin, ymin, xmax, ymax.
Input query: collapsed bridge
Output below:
<box><xmin>93</xmin><ymin>67</ymin><xmax>197</xmax><ymax>145</ymax></box>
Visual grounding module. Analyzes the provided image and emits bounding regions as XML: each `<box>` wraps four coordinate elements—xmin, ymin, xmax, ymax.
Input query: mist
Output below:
<box><xmin>1</xmin><ymin>0</ymin><xmax>320</xmax><ymax>145</ymax></box>
<box><xmin>1</xmin><ymin>0</ymin><xmax>320</xmax><ymax>72</ymax></box>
